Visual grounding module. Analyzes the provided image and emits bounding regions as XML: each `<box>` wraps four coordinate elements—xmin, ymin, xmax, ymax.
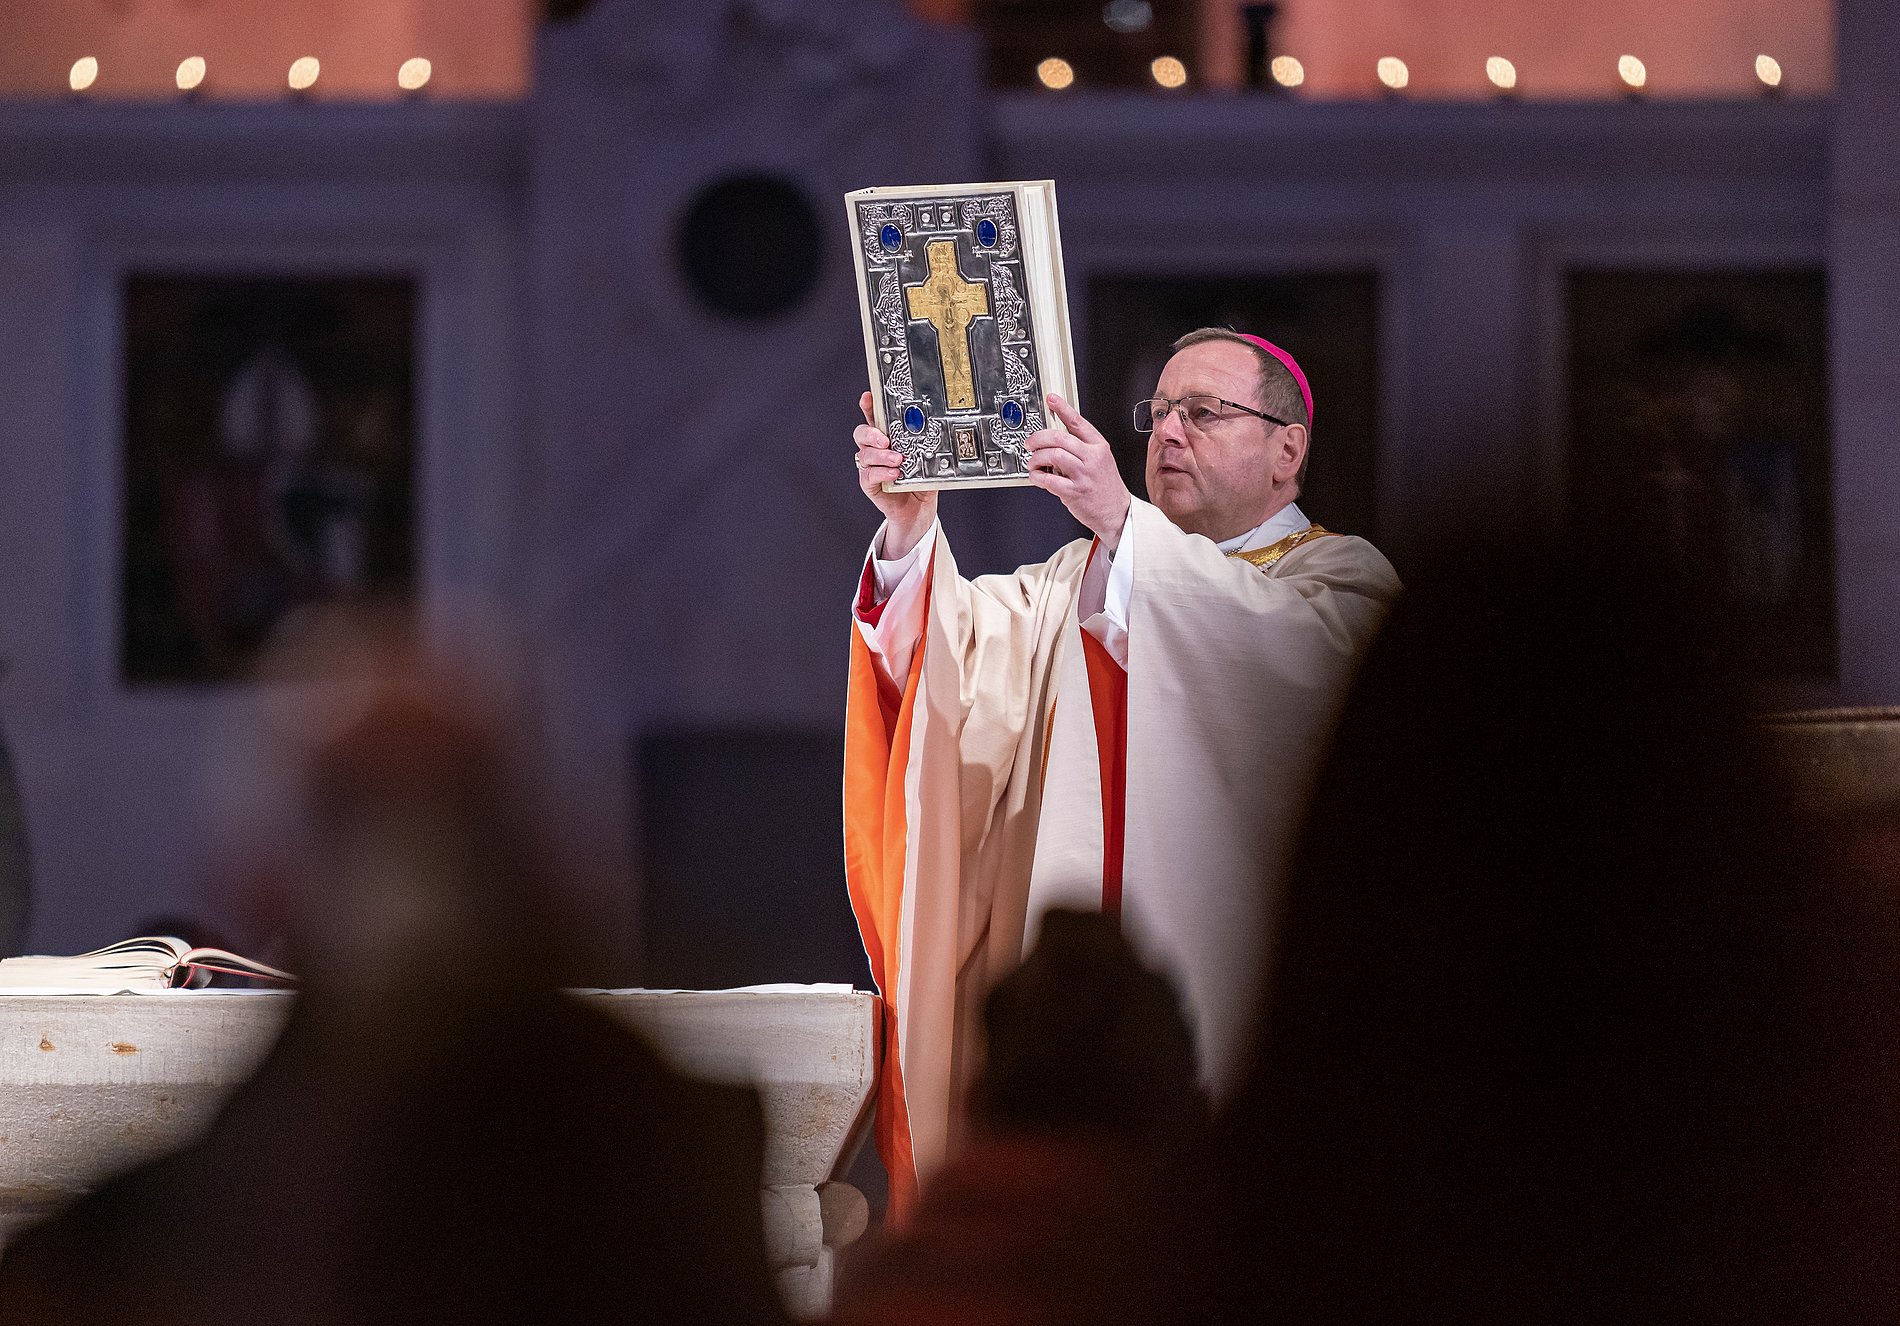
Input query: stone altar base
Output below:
<box><xmin>0</xmin><ymin>988</ymin><xmax>875</xmax><ymax>1318</ymax></box>
<box><xmin>1756</xmin><ymin>707</ymin><xmax>1900</xmax><ymax>818</ymax></box>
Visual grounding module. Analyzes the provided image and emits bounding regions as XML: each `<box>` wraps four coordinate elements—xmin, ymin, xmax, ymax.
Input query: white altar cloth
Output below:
<box><xmin>0</xmin><ymin>988</ymin><xmax>876</xmax><ymax>1317</ymax></box>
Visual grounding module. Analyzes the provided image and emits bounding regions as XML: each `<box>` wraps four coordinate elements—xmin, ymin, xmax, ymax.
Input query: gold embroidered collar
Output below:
<box><xmin>1228</xmin><ymin>524</ymin><xmax>1335</xmax><ymax>569</ymax></box>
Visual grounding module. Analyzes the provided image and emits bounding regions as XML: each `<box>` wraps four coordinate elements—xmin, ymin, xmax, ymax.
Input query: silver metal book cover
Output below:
<box><xmin>850</xmin><ymin>188</ymin><xmax>1054</xmax><ymax>490</ymax></box>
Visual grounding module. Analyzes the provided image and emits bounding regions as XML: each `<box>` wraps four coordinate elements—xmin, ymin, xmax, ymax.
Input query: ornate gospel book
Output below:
<box><xmin>846</xmin><ymin>180</ymin><xmax>1077</xmax><ymax>491</ymax></box>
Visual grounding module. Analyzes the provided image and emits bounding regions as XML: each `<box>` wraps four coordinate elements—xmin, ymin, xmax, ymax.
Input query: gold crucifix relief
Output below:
<box><xmin>905</xmin><ymin>240</ymin><xmax>990</xmax><ymax>411</ymax></box>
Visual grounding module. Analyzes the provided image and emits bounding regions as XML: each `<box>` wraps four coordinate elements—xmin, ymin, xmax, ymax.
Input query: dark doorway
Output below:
<box><xmin>636</xmin><ymin>727</ymin><xmax>872</xmax><ymax>992</ymax></box>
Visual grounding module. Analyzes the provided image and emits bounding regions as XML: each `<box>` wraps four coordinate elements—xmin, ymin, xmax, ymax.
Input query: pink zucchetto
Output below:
<box><xmin>1236</xmin><ymin>333</ymin><xmax>1313</xmax><ymax>425</ymax></box>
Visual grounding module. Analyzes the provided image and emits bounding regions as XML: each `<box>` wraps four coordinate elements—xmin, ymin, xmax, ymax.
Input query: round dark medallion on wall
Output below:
<box><xmin>676</xmin><ymin>174</ymin><xmax>824</xmax><ymax>321</ymax></box>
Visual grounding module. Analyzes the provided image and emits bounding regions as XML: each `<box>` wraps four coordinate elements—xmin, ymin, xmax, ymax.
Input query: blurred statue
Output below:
<box><xmin>162</xmin><ymin>344</ymin><xmax>325</xmax><ymax>676</ymax></box>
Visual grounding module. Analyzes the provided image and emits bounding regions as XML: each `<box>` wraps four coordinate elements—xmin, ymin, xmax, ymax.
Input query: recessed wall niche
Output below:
<box><xmin>121</xmin><ymin>275</ymin><xmax>417</xmax><ymax>684</ymax></box>
<box><xmin>1567</xmin><ymin>269</ymin><xmax>1833</xmax><ymax>679</ymax></box>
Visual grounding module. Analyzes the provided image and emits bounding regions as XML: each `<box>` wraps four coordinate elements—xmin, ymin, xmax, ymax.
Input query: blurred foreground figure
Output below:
<box><xmin>1201</xmin><ymin>544</ymin><xmax>1900</xmax><ymax>1323</ymax></box>
<box><xmin>0</xmin><ymin>614</ymin><xmax>786</xmax><ymax>1326</ymax></box>
<box><xmin>833</xmin><ymin>911</ymin><xmax>1207</xmax><ymax>1326</ymax></box>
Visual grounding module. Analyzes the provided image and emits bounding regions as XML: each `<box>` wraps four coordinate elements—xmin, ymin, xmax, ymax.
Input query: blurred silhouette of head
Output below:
<box><xmin>973</xmin><ymin>909</ymin><xmax>1208</xmax><ymax>1149</ymax></box>
<box><xmin>834</xmin><ymin>911</ymin><xmax>1207</xmax><ymax>1326</ymax></box>
<box><xmin>204</xmin><ymin>605</ymin><xmax>580</xmax><ymax>1007</ymax></box>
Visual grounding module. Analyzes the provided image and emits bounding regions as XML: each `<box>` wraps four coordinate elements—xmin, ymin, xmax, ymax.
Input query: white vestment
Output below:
<box><xmin>842</xmin><ymin>496</ymin><xmax>1398</xmax><ymax>1211</ymax></box>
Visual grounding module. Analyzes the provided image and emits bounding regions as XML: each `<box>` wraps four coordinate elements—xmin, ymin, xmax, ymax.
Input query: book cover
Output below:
<box><xmin>846</xmin><ymin>180</ymin><xmax>1077</xmax><ymax>491</ymax></box>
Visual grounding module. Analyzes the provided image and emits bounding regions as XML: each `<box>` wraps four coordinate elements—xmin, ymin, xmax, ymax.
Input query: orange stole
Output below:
<box><xmin>1080</xmin><ymin>630</ymin><xmax>1129</xmax><ymax>918</ymax></box>
<box><xmin>843</xmin><ymin>599</ymin><xmax>928</xmax><ymax>1220</ymax></box>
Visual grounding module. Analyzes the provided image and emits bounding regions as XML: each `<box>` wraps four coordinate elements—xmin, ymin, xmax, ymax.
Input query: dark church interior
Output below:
<box><xmin>0</xmin><ymin>1</ymin><xmax>1893</xmax><ymax>1320</ymax></box>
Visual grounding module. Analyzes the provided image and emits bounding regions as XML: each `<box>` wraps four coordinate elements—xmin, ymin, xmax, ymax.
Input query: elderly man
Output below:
<box><xmin>843</xmin><ymin>329</ymin><xmax>1399</xmax><ymax>1213</ymax></box>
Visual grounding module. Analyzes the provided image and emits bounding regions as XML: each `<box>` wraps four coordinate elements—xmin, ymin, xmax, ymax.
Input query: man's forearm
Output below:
<box><xmin>1096</xmin><ymin>495</ymin><xmax>1133</xmax><ymax>555</ymax></box>
<box><xmin>880</xmin><ymin>510</ymin><xmax>935</xmax><ymax>562</ymax></box>
<box><xmin>855</xmin><ymin>527</ymin><xmax>933</xmax><ymax>694</ymax></box>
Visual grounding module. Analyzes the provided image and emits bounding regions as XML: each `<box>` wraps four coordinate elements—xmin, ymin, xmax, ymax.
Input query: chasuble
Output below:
<box><xmin>843</xmin><ymin>497</ymin><xmax>1399</xmax><ymax>1214</ymax></box>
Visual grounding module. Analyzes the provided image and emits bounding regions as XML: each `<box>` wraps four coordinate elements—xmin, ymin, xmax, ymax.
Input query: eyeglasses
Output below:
<box><xmin>1133</xmin><ymin>394</ymin><xmax>1288</xmax><ymax>434</ymax></box>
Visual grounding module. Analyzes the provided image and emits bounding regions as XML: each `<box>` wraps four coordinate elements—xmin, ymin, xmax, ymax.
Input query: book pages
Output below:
<box><xmin>0</xmin><ymin>937</ymin><xmax>293</xmax><ymax>994</ymax></box>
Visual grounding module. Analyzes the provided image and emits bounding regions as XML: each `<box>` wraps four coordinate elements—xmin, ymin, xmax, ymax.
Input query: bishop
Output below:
<box><xmin>844</xmin><ymin>329</ymin><xmax>1400</xmax><ymax>1215</ymax></box>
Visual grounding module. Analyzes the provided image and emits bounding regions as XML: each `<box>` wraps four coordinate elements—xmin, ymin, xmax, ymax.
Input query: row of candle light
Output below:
<box><xmin>1037</xmin><ymin>53</ymin><xmax>1790</xmax><ymax>95</ymax></box>
<box><xmin>66</xmin><ymin>56</ymin><xmax>434</xmax><ymax>95</ymax></box>
<box><xmin>61</xmin><ymin>50</ymin><xmax>1790</xmax><ymax>99</ymax></box>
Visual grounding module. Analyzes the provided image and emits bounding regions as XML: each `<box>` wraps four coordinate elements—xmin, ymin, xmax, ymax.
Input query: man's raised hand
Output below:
<box><xmin>855</xmin><ymin>391</ymin><xmax>937</xmax><ymax>559</ymax></box>
<box><xmin>1027</xmin><ymin>394</ymin><xmax>1134</xmax><ymax>551</ymax></box>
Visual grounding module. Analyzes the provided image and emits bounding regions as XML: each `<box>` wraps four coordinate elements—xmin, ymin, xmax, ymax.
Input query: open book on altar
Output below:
<box><xmin>846</xmin><ymin>180</ymin><xmax>1077</xmax><ymax>491</ymax></box>
<box><xmin>0</xmin><ymin>937</ymin><xmax>295</xmax><ymax>994</ymax></box>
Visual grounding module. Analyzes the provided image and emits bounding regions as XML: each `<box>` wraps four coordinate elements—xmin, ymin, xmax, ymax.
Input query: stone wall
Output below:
<box><xmin>0</xmin><ymin>0</ymin><xmax>1884</xmax><ymax>959</ymax></box>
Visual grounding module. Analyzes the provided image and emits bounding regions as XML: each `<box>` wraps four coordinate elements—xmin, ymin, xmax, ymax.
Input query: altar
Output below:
<box><xmin>0</xmin><ymin>987</ymin><xmax>876</xmax><ymax>1318</ymax></box>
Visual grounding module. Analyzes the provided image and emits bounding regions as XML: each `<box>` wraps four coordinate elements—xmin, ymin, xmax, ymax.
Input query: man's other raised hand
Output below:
<box><xmin>855</xmin><ymin>391</ymin><xmax>937</xmax><ymax>560</ymax></box>
<box><xmin>1027</xmin><ymin>394</ymin><xmax>1134</xmax><ymax>552</ymax></box>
